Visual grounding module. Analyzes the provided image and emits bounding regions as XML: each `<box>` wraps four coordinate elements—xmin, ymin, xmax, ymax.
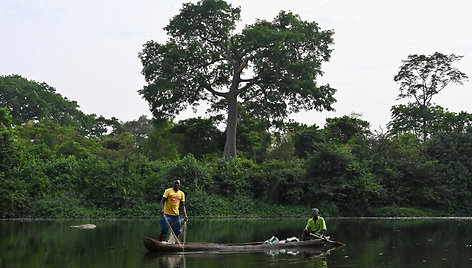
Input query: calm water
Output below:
<box><xmin>1</xmin><ymin>218</ymin><xmax>472</xmax><ymax>267</ymax></box>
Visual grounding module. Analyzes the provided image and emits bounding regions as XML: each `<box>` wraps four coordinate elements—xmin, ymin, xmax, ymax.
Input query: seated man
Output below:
<box><xmin>301</xmin><ymin>208</ymin><xmax>327</xmax><ymax>240</ymax></box>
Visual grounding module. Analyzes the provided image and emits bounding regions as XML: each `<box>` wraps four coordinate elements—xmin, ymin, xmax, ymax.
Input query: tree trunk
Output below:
<box><xmin>421</xmin><ymin>103</ymin><xmax>428</xmax><ymax>142</ymax></box>
<box><xmin>223</xmin><ymin>92</ymin><xmax>238</xmax><ymax>160</ymax></box>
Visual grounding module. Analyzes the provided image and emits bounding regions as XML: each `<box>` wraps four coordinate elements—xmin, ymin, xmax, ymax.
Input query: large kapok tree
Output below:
<box><xmin>139</xmin><ymin>0</ymin><xmax>336</xmax><ymax>160</ymax></box>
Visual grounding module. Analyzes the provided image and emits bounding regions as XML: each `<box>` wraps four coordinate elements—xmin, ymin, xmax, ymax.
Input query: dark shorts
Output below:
<box><xmin>160</xmin><ymin>214</ymin><xmax>181</xmax><ymax>235</ymax></box>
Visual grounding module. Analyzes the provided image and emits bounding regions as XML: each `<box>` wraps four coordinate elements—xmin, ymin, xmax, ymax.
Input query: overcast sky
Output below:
<box><xmin>2</xmin><ymin>0</ymin><xmax>471</xmax><ymax>131</ymax></box>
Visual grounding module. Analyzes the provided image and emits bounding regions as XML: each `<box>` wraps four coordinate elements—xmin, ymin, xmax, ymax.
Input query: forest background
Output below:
<box><xmin>2</xmin><ymin>0</ymin><xmax>472</xmax><ymax>219</ymax></box>
<box><xmin>2</xmin><ymin>71</ymin><xmax>472</xmax><ymax>219</ymax></box>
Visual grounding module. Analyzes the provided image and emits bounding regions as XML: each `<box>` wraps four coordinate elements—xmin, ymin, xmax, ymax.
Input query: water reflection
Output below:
<box><xmin>143</xmin><ymin>252</ymin><xmax>185</xmax><ymax>267</ymax></box>
<box><xmin>2</xmin><ymin>218</ymin><xmax>472</xmax><ymax>267</ymax></box>
<box><xmin>143</xmin><ymin>247</ymin><xmax>332</xmax><ymax>268</ymax></box>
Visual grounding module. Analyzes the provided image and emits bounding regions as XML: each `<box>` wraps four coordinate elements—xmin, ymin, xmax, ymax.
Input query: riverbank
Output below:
<box><xmin>1</xmin><ymin>202</ymin><xmax>454</xmax><ymax>219</ymax></box>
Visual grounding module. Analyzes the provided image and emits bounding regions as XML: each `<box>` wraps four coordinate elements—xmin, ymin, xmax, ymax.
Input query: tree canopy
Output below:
<box><xmin>139</xmin><ymin>0</ymin><xmax>336</xmax><ymax>159</ymax></box>
<box><xmin>0</xmin><ymin>75</ymin><xmax>120</xmax><ymax>136</ymax></box>
<box><xmin>389</xmin><ymin>52</ymin><xmax>468</xmax><ymax>141</ymax></box>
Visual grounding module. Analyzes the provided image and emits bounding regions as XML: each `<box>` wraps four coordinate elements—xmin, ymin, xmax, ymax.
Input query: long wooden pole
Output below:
<box><xmin>163</xmin><ymin>215</ymin><xmax>184</xmax><ymax>250</ymax></box>
<box><xmin>309</xmin><ymin>233</ymin><xmax>344</xmax><ymax>247</ymax></box>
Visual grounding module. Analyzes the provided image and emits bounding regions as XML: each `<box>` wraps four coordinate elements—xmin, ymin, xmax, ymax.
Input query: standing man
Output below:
<box><xmin>158</xmin><ymin>179</ymin><xmax>189</xmax><ymax>242</ymax></box>
<box><xmin>301</xmin><ymin>208</ymin><xmax>327</xmax><ymax>240</ymax></box>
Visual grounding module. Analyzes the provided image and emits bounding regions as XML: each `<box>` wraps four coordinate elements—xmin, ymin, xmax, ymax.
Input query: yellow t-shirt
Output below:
<box><xmin>163</xmin><ymin>188</ymin><xmax>185</xmax><ymax>216</ymax></box>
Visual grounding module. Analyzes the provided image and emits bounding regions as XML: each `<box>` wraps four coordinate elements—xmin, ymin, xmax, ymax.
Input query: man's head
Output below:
<box><xmin>312</xmin><ymin>208</ymin><xmax>319</xmax><ymax>217</ymax></box>
<box><xmin>173</xmin><ymin>179</ymin><xmax>181</xmax><ymax>191</ymax></box>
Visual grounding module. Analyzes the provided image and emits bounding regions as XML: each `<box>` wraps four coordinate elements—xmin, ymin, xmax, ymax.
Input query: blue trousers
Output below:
<box><xmin>160</xmin><ymin>214</ymin><xmax>181</xmax><ymax>235</ymax></box>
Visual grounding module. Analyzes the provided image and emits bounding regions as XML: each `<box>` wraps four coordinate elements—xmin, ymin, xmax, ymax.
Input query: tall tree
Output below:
<box><xmin>0</xmin><ymin>75</ymin><xmax>80</xmax><ymax>126</ymax></box>
<box><xmin>0</xmin><ymin>75</ymin><xmax>121</xmax><ymax>136</ymax></box>
<box><xmin>390</xmin><ymin>52</ymin><xmax>468</xmax><ymax>141</ymax></box>
<box><xmin>139</xmin><ymin>0</ymin><xmax>336</xmax><ymax>160</ymax></box>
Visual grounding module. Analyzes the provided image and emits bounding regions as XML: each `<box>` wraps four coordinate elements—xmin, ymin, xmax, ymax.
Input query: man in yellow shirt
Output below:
<box><xmin>158</xmin><ymin>179</ymin><xmax>189</xmax><ymax>241</ymax></box>
<box><xmin>301</xmin><ymin>208</ymin><xmax>327</xmax><ymax>240</ymax></box>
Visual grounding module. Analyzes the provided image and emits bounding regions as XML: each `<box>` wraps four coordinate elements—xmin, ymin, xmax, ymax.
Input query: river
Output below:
<box><xmin>1</xmin><ymin>218</ymin><xmax>472</xmax><ymax>267</ymax></box>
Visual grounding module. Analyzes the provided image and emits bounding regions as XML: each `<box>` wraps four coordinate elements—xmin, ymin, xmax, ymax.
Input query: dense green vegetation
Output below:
<box><xmin>1</xmin><ymin>1</ymin><xmax>470</xmax><ymax>219</ymax></box>
<box><xmin>1</xmin><ymin>71</ymin><xmax>471</xmax><ymax>218</ymax></box>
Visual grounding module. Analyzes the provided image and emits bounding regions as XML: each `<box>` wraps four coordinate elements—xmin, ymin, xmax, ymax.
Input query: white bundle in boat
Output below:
<box><xmin>265</xmin><ymin>236</ymin><xmax>300</xmax><ymax>244</ymax></box>
<box><xmin>264</xmin><ymin>236</ymin><xmax>279</xmax><ymax>244</ymax></box>
<box><xmin>278</xmin><ymin>237</ymin><xmax>299</xmax><ymax>244</ymax></box>
<box><xmin>285</xmin><ymin>237</ymin><xmax>299</xmax><ymax>242</ymax></box>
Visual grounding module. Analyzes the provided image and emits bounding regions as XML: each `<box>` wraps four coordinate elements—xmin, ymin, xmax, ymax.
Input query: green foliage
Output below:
<box><xmin>0</xmin><ymin>108</ymin><xmax>16</xmax><ymax>172</ymax></box>
<box><xmin>163</xmin><ymin>155</ymin><xmax>211</xmax><ymax>192</ymax></box>
<box><xmin>266</xmin><ymin>133</ymin><xmax>296</xmax><ymax>162</ymax></box>
<box><xmin>208</xmin><ymin>157</ymin><xmax>256</xmax><ymax>198</ymax></box>
<box><xmin>140</xmin><ymin>120</ymin><xmax>181</xmax><ymax>161</ymax></box>
<box><xmin>0</xmin><ymin>170</ymin><xmax>30</xmax><ymax>218</ymax></box>
<box><xmin>256</xmin><ymin>160</ymin><xmax>305</xmax><ymax>204</ymax></box>
<box><xmin>388</xmin><ymin>105</ymin><xmax>472</xmax><ymax>139</ymax></box>
<box><xmin>0</xmin><ymin>109</ymin><xmax>31</xmax><ymax>217</ymax></box>
<box><xmin>4</xmin><ymin>70</ymin><xmax>472</xmax><ymax>218</ymax></box>
<box><xmin>172</xmin><ymin>117</ymin><xmax>224</xmax><ymax>159</ymax></box>
<box><xmin>1</xmin><ymin>75</ymin><xmax>81</xmax><ymax>126</ymax></box>
<box><xmin>237</xmin><ymin>10</ymin><xmax>336</xmax><ymax>119</ymax></box>
<box><xmin>389</xmin><ymin>104</ymin><xmax>429</xmax><ymax>138</ymax></box>
<box><xmin>324</xmin><ymin>114</ymin><xmax>371</xmax><ymax>143</ymax></box>
<box><xmin>30</xmin><ymin>193</ymin><xmax>95</xmax><ymax>218</ymax></box>
<box><xmin>97</xmin><ymin>132</ymin><xmax>138</xmax><ymax>161</ymax></box>
<box><xmin>434</xmin><ymin>110</ymin><xmax>472</xmax><ymax>133</ymax></box>
<box><xmin>120</xmin><ymin>115</ymin><xmax>153</xmax><ymax>146</ymax></box>
<box><xmin>4</xmin><ymin>111</ymin><xmax>472</xmax><ymax>218</ymax></box>
<box><xmin>291</xmin><ymin>123</ymin><xmax>324</xmax><ymax>158</ymax></box>
<box><xmin>424</xmin><ymin>132</ymin><xmax>472</xmax><ymax>213</ymax></box>
<box><xmin>305</xmin><ymin>142</ymin><xmax>383</xmax><ymax>214</ymax></box>
<box><xmin>369</xmin><ymin>133</ymin><xmax>447</xmax><ymax>210</ymax></box>
<box><xmin>236</xmin><ymin>107</ymin><xmax>271</xmax><ymax>162</ymax></box>
<box><xmin>0</xmin><ymin>107</ymin><xmax>12</xmax><ymax>128</ymax></box>
<box><xmin>139</xmin><ymin>0</ymin><xmax>242</xmax><ymax>119</ymax></box>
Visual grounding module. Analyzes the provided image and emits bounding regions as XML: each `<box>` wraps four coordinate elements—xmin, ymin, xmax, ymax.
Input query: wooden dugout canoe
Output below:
<box><xmin>143</xmin><ymin>237</ymin><xmax>327</xmax><ymax>252</ymax></box>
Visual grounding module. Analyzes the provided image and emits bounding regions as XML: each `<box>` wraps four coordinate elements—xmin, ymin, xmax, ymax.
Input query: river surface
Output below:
<box><xmin>1</xmin><ymin>218</ymin><xmax>472</xmax><ymax>267</ymax></box>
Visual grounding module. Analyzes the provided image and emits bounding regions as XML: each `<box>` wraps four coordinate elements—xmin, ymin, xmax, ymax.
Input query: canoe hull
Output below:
<box><xmin>143</xmin><ymin>237</ymin><xmax>326</xmax><ymax>252</ymax></box>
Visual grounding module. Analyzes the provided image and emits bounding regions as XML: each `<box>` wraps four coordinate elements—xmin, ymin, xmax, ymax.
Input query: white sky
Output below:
<box><xmin>1</xmin><ymin>0</ymin><xmax>471</xmax><ymax>131</ymax></box>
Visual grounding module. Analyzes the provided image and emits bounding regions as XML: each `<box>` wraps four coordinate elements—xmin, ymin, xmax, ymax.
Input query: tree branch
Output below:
<box><xmin>239</xmin><ymin>77</ymin><xmax>258</xmax><ymax>83</ymax></box>
<box><xmin>198</xmin><ymin>80</ymin><xmax>228</xmax><ymax>98</ymax></box>
<box><xmin>237</xmin><ymin>58</ymin><xmax>248</xmax><ymax>74</ymax></box>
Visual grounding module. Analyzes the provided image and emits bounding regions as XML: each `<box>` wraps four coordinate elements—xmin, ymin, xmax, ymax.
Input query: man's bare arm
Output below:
<box><xmin>160</xmin><ymin>197</ymin><xmax>167</xmax><ymax>215</ymax></box>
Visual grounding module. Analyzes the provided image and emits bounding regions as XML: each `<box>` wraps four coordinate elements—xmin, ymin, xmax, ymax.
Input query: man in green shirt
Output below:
<box><xmin>301</xmin><ymin>208</ymin><xmax>327</xmax><ymax>240</ymax></box>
